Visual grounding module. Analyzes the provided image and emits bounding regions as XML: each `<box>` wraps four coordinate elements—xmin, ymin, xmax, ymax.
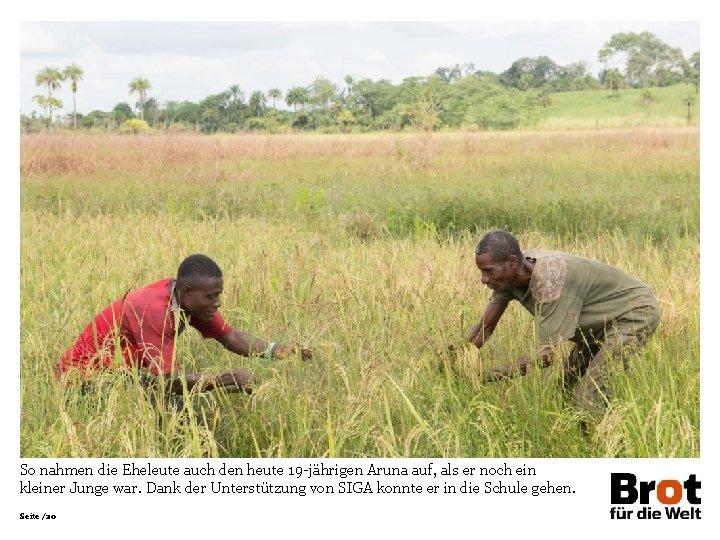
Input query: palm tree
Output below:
<box><xmin>285</xmin><ymin>87</ymin><xmax>309</xmax><ymax>111</ymax></box>
<box><xmin>684</xmin><ymin>93</ymin><xmax>696</xmax><ymax>125</ymax></box>
<box><xmin>267</xmin><ymin>88</ymin><xmax>282</xmax><ymax>109</ymax></box>
<box><xmin>128</xmin><ymin>77</ymin><xmax>152</xmax><ymax>121</ymax></box>
<box><xmin>603</xmin><ymin>69</ymin><xmax>624</xmax><ymax>97</ymax></box>
<box><xmin>343</xmin><ymin>74</ymin><xmax>355</xmax><ymax>106</ymax></box>
<box><xmin>228</xmin><ymin>84</ymin><xmax>244</xmax><ymax>101</ymax></box>
<box><xmin>248</xmin><ymin>91</ymin><xmax>266</xmax><ymax>117</ymax></box>
<box><xmin>35</xmin><ymin>66</ymin><xmax>64</xmax><ymax>129</ymax></box>
<box><xmin>227</xmin><ymin>84</ymin><xmax>245</xmax><ymax>125</ymax></box>
<box><xmin>143</xmin><ymin>97</ymin><xmax>162</xmax><ymax>127</ymax></box>
<box><xmin>63</xmin><ymin>63</ymin><xmax>84</xmax><ymax>129</ymax></box>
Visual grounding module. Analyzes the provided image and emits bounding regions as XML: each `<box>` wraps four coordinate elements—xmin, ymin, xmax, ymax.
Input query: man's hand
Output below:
<box><xmin>480</xmin><ymin>355</ymin><xmax>533</xmax><ymax>383</ymax></box>
<box><xmin>167</xmin><ymin>369</ymin><xmax>252</xmax><ymax>395</ymax></box>
<box><xmin>272</xmin><ymin>342</ymin><xmax>313</xmax><ymax>361</ymax></box>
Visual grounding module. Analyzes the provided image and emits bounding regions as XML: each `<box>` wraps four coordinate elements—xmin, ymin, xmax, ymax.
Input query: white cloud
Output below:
<box><xmin>20</xmin><ymin>25</ymin><xmax>58</xmax><ymax>55</ymax></box>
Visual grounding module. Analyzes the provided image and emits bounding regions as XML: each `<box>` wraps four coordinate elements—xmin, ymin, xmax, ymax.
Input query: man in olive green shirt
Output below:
<box><xmin>466</xmin><ymin>230</ymin><xmax>660</xmax><ymax>422</ymax></box>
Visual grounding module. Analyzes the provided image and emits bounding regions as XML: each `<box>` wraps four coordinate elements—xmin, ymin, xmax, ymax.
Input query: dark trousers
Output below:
<box><xmin>563</xmin><ymin>303</ymin><xmax>661</xmax><ymax>420</ymax></box>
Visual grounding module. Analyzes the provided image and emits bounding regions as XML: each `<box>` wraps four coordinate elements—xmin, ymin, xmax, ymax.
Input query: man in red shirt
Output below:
<box><xmin>56</xmin><ymin>254</ymin><xmax>311</xmax><ymax>401</ymax></box>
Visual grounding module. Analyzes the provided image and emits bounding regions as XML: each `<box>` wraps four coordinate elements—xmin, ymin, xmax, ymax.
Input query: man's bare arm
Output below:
<box><xmin>481</xmin><ymin>346</ymin><xmax>555</xmax><ymax>383</ymax></box>
<box><xmin>217</xmin><ymin>329</ymin><xmax>313</xmax><ymax>360</ymax></box>
<box><xmin>166</xmin><ymin>369</ymin><xmax>252</xmax><ymax>395</ymax></box>
<box><xmin>217</xmin><ymin>329</ymin><xmax>267</xmax><ymax>357</ymax></box>
<box><xmin>468</xmin><ymin>302</ymin><xmax>508</xmax><ymax>348</ymax></box>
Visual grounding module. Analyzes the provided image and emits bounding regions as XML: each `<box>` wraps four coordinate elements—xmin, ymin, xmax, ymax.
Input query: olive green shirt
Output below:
<box><xmin>489</xmin><ymin>250</ymin><xmax>658</xmax><ymax>345</ymax></box>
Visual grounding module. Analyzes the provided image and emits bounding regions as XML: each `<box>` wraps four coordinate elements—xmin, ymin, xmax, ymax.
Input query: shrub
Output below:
<box><xmin>119</xmin><ymin>118</ymin><xmax>152</xmax><ymax>134</ymax></box>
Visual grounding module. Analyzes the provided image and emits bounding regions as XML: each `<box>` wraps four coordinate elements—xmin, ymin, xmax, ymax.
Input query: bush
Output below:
<box><xmin>244</xmin><ymin>118</ymin><xmax>264</xmax><ymax>131</ymax></box>
<box><xmin>466</xmin><ymin>90</ymin><xmax>540</xmax><ymax>130</ymax></box>
<box><xmin>119</xmin><ymin>118</ymin><xmax>152</xmax><ymax>134</ymax></box>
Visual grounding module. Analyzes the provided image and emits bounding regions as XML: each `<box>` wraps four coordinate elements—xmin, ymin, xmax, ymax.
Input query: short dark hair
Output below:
<box><xmin>475</xmin><ymin>230</ymin><xmax>523</xmax><ymax>263</ymax></box>
<box><xmin>176</xmin><ymin>254</ymin><xmax>222</xmax><ymax>289</ymax></box>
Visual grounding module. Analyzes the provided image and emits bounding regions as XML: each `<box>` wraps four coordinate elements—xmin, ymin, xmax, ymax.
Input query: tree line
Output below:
<box><xmin>24</xmin><ymin>31</ymin><xmax>700</xmax><ymax>134</ymax></box>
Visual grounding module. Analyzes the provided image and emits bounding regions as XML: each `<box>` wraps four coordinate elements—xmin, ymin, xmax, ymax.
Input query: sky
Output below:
<box><xmin>19</xmin><ymin>20</ymin><xmax>701</xmax><ymax>117</ymax></box>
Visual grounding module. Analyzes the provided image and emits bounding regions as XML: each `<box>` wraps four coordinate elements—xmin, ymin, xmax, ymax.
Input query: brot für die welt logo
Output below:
<box><xmin>610</xmin><ymin>473</ymin><xmax>701</xmax><ymax>520</ymax></box>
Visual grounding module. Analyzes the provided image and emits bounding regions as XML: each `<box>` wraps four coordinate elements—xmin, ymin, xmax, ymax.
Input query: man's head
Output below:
<box><xmin>175</xmin><ymin>254</ymin><xmax>224</xmax><ymax>321</ymax></box>
<box><xmin>474</xmin><ymin>230</ymin><xmax>523</xmax><ymax>292</ymax></box>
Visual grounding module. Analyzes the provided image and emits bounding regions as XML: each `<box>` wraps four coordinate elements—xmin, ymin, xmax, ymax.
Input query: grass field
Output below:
<box><xmin>537</xmin><ymin>83</ymin><xmax>700</xmax><ymax>129</ymax></box>
<box><xmin>20</xmin><ymin>128</ymin><xmax>699</xmax><ymax>458</ymax></box>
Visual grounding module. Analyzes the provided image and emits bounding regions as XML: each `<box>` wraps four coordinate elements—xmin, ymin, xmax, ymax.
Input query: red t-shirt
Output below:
<box><xmin>56</xmin><ymin>278</ymin><xmax>233</xmax><ymax>376</ymax></box>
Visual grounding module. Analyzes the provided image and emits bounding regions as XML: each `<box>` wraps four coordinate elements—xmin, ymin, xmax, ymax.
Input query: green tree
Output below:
<box><xmin>602</xmin><ymin>68</ymin><xmax>624</xmax><ymax>97</ymax></box>
<box><xmin>307</xmin><ymin>78</ymin><xmax>338</xmax><ymax>129</ymax></box>
<box><xmin>466</xmin><ymin>89</ymin><xmax>537</xmax><ymax>130</ymax></box>
<box><xmin>394</xmin><ymin>76</ymin><xmax>447</xmax><ymax>130</ymax></box>
<box><xmin>244</xmin><ymin>117</ymin><xmax>265</xmax><ymax>131</ymax></box>
<box><xmin>263</xmin><ymin>110</ymin><xmax>281</xmax><ymax>133</ymax></box>
<box><xmin>309</xmin><ymin>78</ymin><xmax>338</xmax><ymax>109</ymax></box>
<box><xmin>441</xmin><ymin>74</ymin><xmax>505</xmax><ymax>128</ymax></box>
<box><xmin>32</xmin><ymin>95</ymin><xmax>63</xmax><ymax>130</ymax></box>
<box><xmin>171</xmin><ymin>101</ymin><xmax>202</xmax><ymax>130</ymax></box>
<box><xmin>571</xmin><ymin>63</ymin><xmax>598</xmax><ymax>90</ymax></box>
<box><xmin>337</xmin><ymin>109</ymin><xmax>356</xmax><ymax>133</ymax></box>
<box><xmin>248</xmin><ymin>91</ymin><xmax>267</xmax><ymax>117</ymax></box>
<box><xmin>518</xmin><ymin>73</ymin><xmax>536</xmax><ymax>91</ymax></box>
<box><xmin>227</xmin><ymin>85</ymin><xmax>246</xmax><ymax>125</ymax></box>
<box><xmin>286</xmin><ymin>86</ymin><xmax>310</xmax><ymax>111</ymax></box>
<box><xmin>34</xmin><ymin>66</ymin><xmax>64</xmax><ymax>130</ymax></box>
<box><xmin>80</xmin><ymin>110</ymin><xmax>112</xmax><ymax>130</ymax></box>
<box><xmin>342</xmin><ymin>74</ymin><xmax>355</xmax><ymax>105</ymax></box>
<box><xmin>291</xmin><ymin>112</ymin><xmax>312</xmax><ymax>130</ymax></box>
<box><xmin>352</xmin><ymin>79</ymin><xmax>396</xmax><ymax>128</ymax></box>
<box><xmin>201</xmin><ymin>108</ymin><xmax>221</xmax><ymax>133</ymax></box>
<box><xmin>63</xmin><ymin>63</ymin><xmax>84</xmax><ymax>129</ymax></box>
<box><xmin>143</xmin><ymin>97</ymin><xmax>162</xmax><ymax>127</ymax></box>
<box><xmin>536</xmin><ymin>86</ymin><xmax>553</xmax><ymax>108</ymax></box>
<box><xmin>500</xmin><ymin>57</ymin><xmax>559</xmax><ymax>89</ymax></box>
<box><xmin>111</xmin><ymin>102</ymin><xmax>134</xmax><ymax>126</ymax></box>
<box><xmin>21</xmin><ymin>112</ymin><xmax>44</xmax><ymax>133</ymax></box>
<box><xmin>267</xmin><ymin>88</ymin><xmax>283</xmax><ymax>109</ymax></box>
<box><xmin>598</xmin><ymin>31</ymin><xmax>685</xmax><ymax>88</ymax></box>
<box><xmin>434</xmin><ymin>65</ymin><xmax>461</xmax><ymax>83</ymax></box>
<box><xmin>128</xmin><ymin>77</ymin><xmax>152</xmax><ymax>120</ymax></box>
<box><xmin>684</xmin><ymin>51</ymin><xmax>700</xmax><ymax>93</ymax></box>
<box><xmin>434</xmin><ymin>62</ymin><xmax>475</xmax><ymax>83</ymax></box>
<box><xmin>555</xmin><ymin>62</ymin><xmax>600</xmax><ymax>92</ymax></box>
<box><xmin>198</xmin><ymin>93</ymin><xmax>229</xmax><ymax>133</ymax></box>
